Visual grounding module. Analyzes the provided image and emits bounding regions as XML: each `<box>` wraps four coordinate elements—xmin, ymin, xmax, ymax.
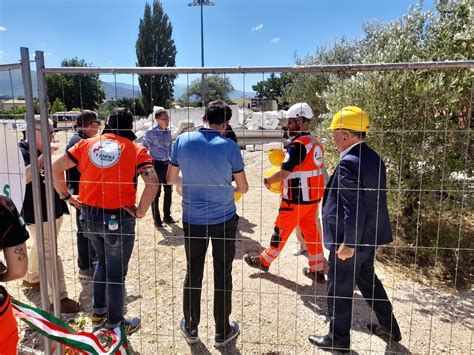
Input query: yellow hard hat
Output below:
<box><xmin>329</xmin><ymin>106</ymin><xmax>370</xmax><ymax>132</ymax></box>
<box><xmin>268</xmin><ymin>148</ymin><xmax>285</xmax><ymax>166</ymax></box>
<box><xmin>234</xmin><ymin>191</ymin><xmax>242</xmax><ymax>202</ymax></box>
<box><xmin>265</xmin><ymin>167</ymin><xmax>282</xmax><ymax>194</ymax></box>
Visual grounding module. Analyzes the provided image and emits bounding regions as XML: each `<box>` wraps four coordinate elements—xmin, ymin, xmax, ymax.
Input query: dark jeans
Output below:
<box><xmin>83</xmin><ymin>210</ymin><xmax>136</xmax><ymax>328</ymax></box>
<box><xmin>76</xmin><ymin>210</ymin><xmax>96</xmax><ymax>270</ymax></box>
<box><xmin>182</xmin><ymin>214</ymin><xmax>238</xmax><ymax>337</ymax></box>
<box><xmin>327</xmin><ymin>247</ymin><xmax>401</xmax><ymax>347</ymax></box>
<box><xmin>151</xmin><ymin>160</ymin><xmax>172</xmax><ymax>224</ymax></box>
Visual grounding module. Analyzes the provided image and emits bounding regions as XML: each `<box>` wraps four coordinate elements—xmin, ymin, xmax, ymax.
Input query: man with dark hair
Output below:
<box><xmin>0</xmin><ymin>195</ymin><xmax>29</xmax><ymax>353</ymax></box>
<box><xmin>309</xmin><ymin>106</ymin><xmax>401</xmax><ymax>352</ymax></box>
<box><xmin>52</xmin><ymin>109</ymin><xmax>158</xmax><ymax>334</ymax></box>
<box><xmin>143</xmin><ymin>107</ymin><xmax>175</xmax><ymax>228</ymax></box>
<box><xmin>66</xmin><ymin>110</ymin><xmax>100</xmax><ymax>278</ymax></box>
<box><xmin>20</xmin><ymin>119</ymin><xmax>79</xmax><ymax>313</ymax></box>
<box><xmin>167</xmin><ymin>100</ymin><xmax>248</xmax><ymax>348</ymax></box>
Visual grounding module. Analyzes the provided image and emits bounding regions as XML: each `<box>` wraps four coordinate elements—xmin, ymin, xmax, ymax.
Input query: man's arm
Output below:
<box><xmin>336</xmin><ymin>158</ymin><xmax>363</xmax><ymax>260</ymax></box>
<box><xmin>52</xmin><ymin>154</ymin><xmax>81</xmax><ymax>208</ymax></box>
<box><xmin>133</xmin><ymin>165</ymin><xmax>159</xmax><ymax>218</ymax></box>
<box><xmin>166</xmin><ymin>164</ymin><xmax>182</xmax><ymax>186</ymax></box>
<box><xmin>0</xmin><ymin>243</ymin><xmax>28</xmax><ymax>282</ymax></box>
<box><xmin>233</xmin><ymin>171</ymin><xmax>249</xmax><ymax>193</ymax></box>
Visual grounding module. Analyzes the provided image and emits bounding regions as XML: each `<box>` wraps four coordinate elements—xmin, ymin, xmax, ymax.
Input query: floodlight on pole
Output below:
<box><xmin>188</xmin><ymin>0</ymin><xmax>215</xmax><ymax>107</ymax></box>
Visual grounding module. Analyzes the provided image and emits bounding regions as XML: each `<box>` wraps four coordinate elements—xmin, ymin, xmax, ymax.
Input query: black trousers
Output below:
<box><xmin>327</xmin><ymin>246</ymin><xmax>400</xmax><ymax>347</ymax></box>
<box><xmin>182</xmin><ymin>214</ymin><xmax>238</xmax><ymax>336</ymax></box>
<box><xmin>151</xmin><ymin>160</ymin><xmax>172</xmax><ymax>224</ymax></box>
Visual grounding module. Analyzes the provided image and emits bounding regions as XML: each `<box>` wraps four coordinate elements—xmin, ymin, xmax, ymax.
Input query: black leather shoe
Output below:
<box><xmin>308</xmin><ymin>335</ymin><xmax>350</xmax><ymax>353</ymax></box>
<box><xmin>367</xmin><ymin>323</ymin><xmax>402</xmax><ymax>342</ymax></box>
<box><xmin>302</xmin><ymin>267</ymin><xmax>326</xmax><ymax>283</ymax></box>
<box><xmin>154</xmin><ymin>220</ymin><xmax>163</xmax><ymax>228</ymax></box>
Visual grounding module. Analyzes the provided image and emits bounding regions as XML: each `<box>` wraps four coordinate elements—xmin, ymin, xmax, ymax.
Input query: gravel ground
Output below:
<box><xmin>6</xmin><ymin>133</ymin><xmax>473</xmax><ymax>354</ymax></box>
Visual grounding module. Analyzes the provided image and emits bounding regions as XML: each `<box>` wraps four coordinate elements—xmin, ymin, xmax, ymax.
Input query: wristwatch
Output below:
<box><xmin>59</xmin><ymin>192</ymin><xmax>72</xmax><ymax>201</ymax></box>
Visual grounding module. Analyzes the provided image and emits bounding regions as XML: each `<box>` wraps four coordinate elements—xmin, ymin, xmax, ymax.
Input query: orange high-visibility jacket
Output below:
<box><xmin>282</xmin><ymin>134</ymin><xmax>325</xmax><ymax>204</ymax></box>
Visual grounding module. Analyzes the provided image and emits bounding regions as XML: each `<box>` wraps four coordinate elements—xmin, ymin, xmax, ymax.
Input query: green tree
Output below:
<box><xmin>46</xmin><ymin>58</ymin><xmax>105</xmax><ymax>110</ymax></box>
<box><xmin>136</xmin><ymin>0</ymin><xmax>177</xmax><ymax>112</ymax></box>
<box><xmin>183</xmin><ymin>75</ymin><xmax>234</xmax><ymax>106</ymax></box>
<box><xmin>252</xmin><ymin>73</ymin><xmax>293</xmax><ymax>109</ymax></box>
<box><xmin>109</xmin><ymin>97</ymin><xmax>147</xmax><ymax>117</ymax></box>
<box><xmin>51</xmin><ymin>98</ymin><xmax>66</xmax><ymax>114</ymax></box>
<box><xmin>318</xmin><ymin>0</ymin><xmax>473</xmax><ymax>285</ymax></box>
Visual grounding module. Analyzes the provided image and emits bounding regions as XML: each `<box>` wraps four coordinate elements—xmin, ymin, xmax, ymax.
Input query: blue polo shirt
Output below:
<box><xmin>170</xmin><ymin>128</ymin><xmax>244</xmax><ymax>225</ymax></box>
<box><xmin>142</xmin><ymin>125</ymin><xmax>172</xmax><ymax>161</ymax></box>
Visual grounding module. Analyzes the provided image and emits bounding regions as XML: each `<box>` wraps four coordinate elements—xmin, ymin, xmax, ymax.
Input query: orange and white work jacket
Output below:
<box><xmin>282</xmin><ymin>134</ymin><xmax>325</xmax><ymax>205</ymax></box>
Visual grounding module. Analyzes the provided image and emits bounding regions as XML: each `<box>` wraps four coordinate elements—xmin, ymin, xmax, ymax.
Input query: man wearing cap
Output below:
<box><xmin>143</xmin><ymin>108</ymin><xmax>175</xmax><ymax>228</ymax></box>
<box><xmin>244</xmin><ymin>102</ymin><xmax>326</xmax><ymax>282</ymax></box>
<box><xmin>66</xmin><ymin>110</ymin><xmax>100</xmax><ymax>278</ymax></box>
<box><xmin>308</xmin><ymin>106</ymin><xmax>401</xmax><ymax>352</ymax></box>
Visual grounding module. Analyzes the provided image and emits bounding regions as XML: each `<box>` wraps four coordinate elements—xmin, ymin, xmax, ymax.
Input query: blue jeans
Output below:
<box><xmin>83</xmin><ymin>210</ymin><xmax>135</xmax><ymax>328</ymax></box>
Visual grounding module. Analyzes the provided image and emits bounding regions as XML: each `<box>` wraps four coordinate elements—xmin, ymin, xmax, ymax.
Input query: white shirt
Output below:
<box><xmin>340</xmin><ymin>142</ymin><xmax>362</xmax><ymax>160</ymax></box>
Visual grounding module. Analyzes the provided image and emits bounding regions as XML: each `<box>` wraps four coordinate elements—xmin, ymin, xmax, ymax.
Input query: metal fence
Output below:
<box><xmin>1</xmin><ymin>48</ymin><xmax>472</xmax><ymax>354</ymax></box>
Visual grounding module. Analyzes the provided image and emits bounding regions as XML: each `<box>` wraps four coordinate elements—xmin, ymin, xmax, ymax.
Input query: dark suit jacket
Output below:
<box><xmin>322</xmin><ymin>142</ymin><xmax>392</xmax><ymax>250</ymax></box>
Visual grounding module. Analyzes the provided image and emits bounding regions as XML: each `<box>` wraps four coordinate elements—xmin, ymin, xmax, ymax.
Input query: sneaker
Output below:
<box><xmin>163</xmin><ymin>216</ymin><xmax>177</xmax><ymax>224</ymax></box>
<box><xmin>78</xmin><ymin>267</ymin><xmax>94</xmax><ymax>279</ymax></box>
<box><xmin>22</xmin><ymin>280</ymin><xmax>40</xmax><ymax>290</ymax></box>
<box><xmin>214</xmin><ymin>321</ymin><xmax>240</xmax><ymax>348</ymax></box>
<box><xmin>91</xmin><ymin>313</ymin><xmax>107</xmax><ymax>328</ymax></box>
<box><xmin>121</xmin><ymin>317</ymin><xmax>141</xmax><ymax>335</ymax></box>
<box><xmin>243</xmin><ymin>254</ymin><xmax>269</xmax><ymax>272</ymax></box>
<box><xmin>179</xmin><ymin>318</ymin><xmax>200</xmax><ymax>345</ymax></box>
<box><xmin>302</xmin><ymin>267</ymin><xmax>326</xmax><ymax>283</ymax></box>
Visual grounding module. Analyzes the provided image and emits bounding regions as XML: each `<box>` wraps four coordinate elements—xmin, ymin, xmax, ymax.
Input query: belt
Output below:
<box><xmin>82</xmin><ymin>204</ymin><xmax>124</xmax><ymax>215</ymax></box>
<box><xmin>154</xmin><ymin>159</ymin><xmax>170</xmax><ymax>163</ymax></box>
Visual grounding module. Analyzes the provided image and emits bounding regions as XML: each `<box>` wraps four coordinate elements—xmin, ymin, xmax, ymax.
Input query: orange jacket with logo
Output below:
<box><xmin>67</xmin><ymin>133</ymin><xmax>152</xmax><ymax>209</ymax></box>
<box><xmin>282</xmin><ymin>134</ymin><xmax>325</xmax><ymax>204</ymax></box>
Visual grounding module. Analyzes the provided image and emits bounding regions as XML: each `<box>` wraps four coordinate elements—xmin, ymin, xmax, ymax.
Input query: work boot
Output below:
<box><xmin>302</xmin><ymin>267</ymin><xmax>326</xmax><ymax>283</ymax></box>
<box><xmin>243</xmin><ymin>254</ymin><xmax>269</xmax><ymax>272</ymax></box>
<box><xmin>50</xmin><ymin>298</ymin><xmax>80</xmax><ymax>314</ymax></box>
<box><xmin>121</xmin><ymin>317</ymin><xmax>141</xmax><ymax>335</ymax></box>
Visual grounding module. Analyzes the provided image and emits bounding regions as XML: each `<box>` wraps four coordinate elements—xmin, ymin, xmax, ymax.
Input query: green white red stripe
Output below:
<box><xmin>12</xmin><ymin>299</ymin><xmax>129</xmax><ymax>354</ymax></box>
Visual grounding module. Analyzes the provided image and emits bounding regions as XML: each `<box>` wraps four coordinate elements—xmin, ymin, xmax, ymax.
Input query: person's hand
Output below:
<box><xmin>67</xmin><ymin>195</ymin><xmax>82</xmax><ymax>209</ymax></box>
<box><xmin>263</xmin><ymin>177</ymin><xmax>270</xmax><ymax>189</ymax></box>
<box><xmin>336</xmin><ymin>244</ymin><xmax>355</xmax><ymax>260</ymax></box>
<box><xmin>123</xmin><ymin>205</ymin><xmax>138</xmax><ymax>218</ymax></box>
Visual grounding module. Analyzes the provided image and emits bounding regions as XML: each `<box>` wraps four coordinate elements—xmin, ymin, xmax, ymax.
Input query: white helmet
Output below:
<box><xmin>286</xmin><ymin>102</ymin><xmax>313</xmax><ymax>119</ymax></box>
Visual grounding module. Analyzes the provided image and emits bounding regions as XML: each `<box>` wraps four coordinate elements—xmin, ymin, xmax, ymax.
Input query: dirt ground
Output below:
<box><xmin>5</xmin><ymin>132</ymin><xmax>473</xmax><ymax>354</ymax></box>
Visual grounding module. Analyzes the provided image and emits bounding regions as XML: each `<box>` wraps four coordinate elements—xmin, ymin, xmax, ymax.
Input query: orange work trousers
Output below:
<box><xmin>0</xmin><ymin>287</ymin><xmax>19</xmax><ymax>355</ymax></box>
<box><xmin>259</xmin><ymin>201</ymin><xmax>324</xmax><ymax>272</ymax></box>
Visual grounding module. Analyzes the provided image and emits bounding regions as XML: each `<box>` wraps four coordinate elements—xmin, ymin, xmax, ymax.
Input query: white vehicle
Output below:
<box><xmin>51</xmin><ymin>111</ymin><xmax>80</xmax><ymax>131</ymax></box>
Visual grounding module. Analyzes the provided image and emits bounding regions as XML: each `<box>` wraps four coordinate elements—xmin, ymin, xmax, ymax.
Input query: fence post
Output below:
<box><xmin>34</xmin><ymin>50</ymin><xmax>63</xmax><ymax>324</ymax></box>
<box><xmin>20</xmin><ymin>47</ymin><xmax>52</xmax><ymax>355</ymax></box>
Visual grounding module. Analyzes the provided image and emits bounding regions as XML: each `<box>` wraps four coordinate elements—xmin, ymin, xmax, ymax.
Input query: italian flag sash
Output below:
<box><xmin>12</xmin><ymin>299</ymin><xmax>129</xmax><ymax>354</ymax></box>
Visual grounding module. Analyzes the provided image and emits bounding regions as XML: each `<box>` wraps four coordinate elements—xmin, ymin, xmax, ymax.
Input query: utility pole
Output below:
<box><xmin>188</xmin><ymin>0</ymin><xmax>215</xmax><ymax>107</ymax></box>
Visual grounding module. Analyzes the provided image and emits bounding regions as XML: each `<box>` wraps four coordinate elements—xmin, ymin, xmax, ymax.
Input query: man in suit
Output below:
<box><xmin>309</xmin><ymin>106</ymin><xmax>401</xmax><ymax>352</ymax></box>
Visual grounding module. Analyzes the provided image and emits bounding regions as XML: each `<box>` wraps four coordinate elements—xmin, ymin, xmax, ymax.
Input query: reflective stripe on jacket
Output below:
<box><xmin>282</xmin><ymin>134</ymin><xmax>325</xmax><ymax>204</ymax></box>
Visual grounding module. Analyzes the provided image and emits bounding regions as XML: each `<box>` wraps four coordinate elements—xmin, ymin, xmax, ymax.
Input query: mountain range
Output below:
<box><xmin>0</xmin><ymin>70</ymin><xmax>254</xmax><ymax>101</ymax></box>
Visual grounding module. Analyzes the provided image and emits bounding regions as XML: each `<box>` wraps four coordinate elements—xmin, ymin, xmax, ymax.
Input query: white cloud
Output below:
<box><xmin>0</xmin><ymin>50</ymin><xmax>8</xmax><ymax>58</ymax></box>
<box><xmin>271</xmin><ymin>37</ymin><xmax>280</xmax><ymax>43</ymax></box>
<box><xmin>0</xmin><ymin>26</ymin><xmax>7</xmax><ymax>32</ymax></box>
<box><xmin>45</xmin><ymin>52</ymin><xmax>53</xmax><ymax>57</ymax></box>
<box><xmin>251</xmin><ymin>24</ymin><xmax>263</xmax><ymax>32</ymax></box>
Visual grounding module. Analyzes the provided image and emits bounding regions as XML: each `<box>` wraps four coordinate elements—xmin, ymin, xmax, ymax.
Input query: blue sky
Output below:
<box><xmin>0</xmin><ymin>0</ymin><xmax>434</xmax><ymax>91</ymax></box>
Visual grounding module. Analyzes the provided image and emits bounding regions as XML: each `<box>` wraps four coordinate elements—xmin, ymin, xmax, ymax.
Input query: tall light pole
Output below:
<box><xmin>188</xmin><ymin>0</ymin><xmax>215</xmax><ymax>107</ymax></box>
